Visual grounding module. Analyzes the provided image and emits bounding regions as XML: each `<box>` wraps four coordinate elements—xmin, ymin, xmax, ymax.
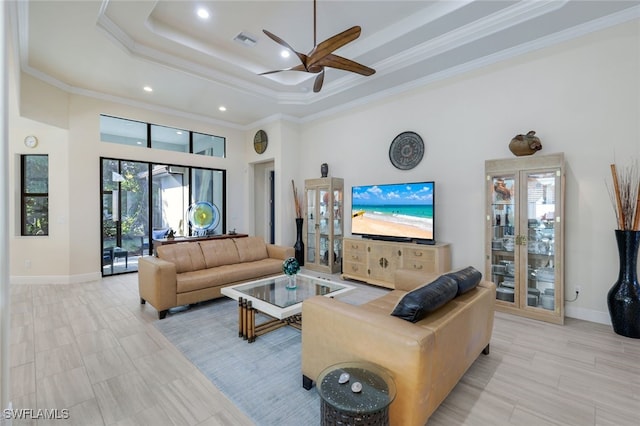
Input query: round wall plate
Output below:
<box><xmin>389</xmin><ymin>131</ymin><xmax>424</xmax><ymax>170</ymax></box>
<box><xmin>254</xmin><ymin>130</ymin><xmax>268</xmax><ymax>154</ymax></box>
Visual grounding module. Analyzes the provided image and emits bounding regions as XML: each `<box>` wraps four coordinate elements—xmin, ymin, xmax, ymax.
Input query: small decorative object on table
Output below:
<box><xmin>606</xmin><ymin>161</ymin><xmax>640</xmax><ymax>338</ymax></box>
<box><xmin>509</xmin><ymin>130</ymin><xmax>542</xmax><ymax>156</ymax></box>
<box><xmin>283</xmin><ymin>257</ymin><xmax>301</xmax><ymax>289</ymax></box>
<box><xmin>166</xmin><ymin>229</ymin><xmax>175</xmax><ymax>240</ymax></box>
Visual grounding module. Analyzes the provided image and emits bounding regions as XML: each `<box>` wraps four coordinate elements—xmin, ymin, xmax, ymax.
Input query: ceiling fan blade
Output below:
<box><xmin>316</xmin><ymin>54</ymin><xmax>376</xmax><ymax>76</ymax></box>
<box><xmin>313</xmin><ymin>70</ymin><xmax>325</xmax><ymax>93</ymax></box>
<box><xmin>259</xmin><ymin>64</ymin><xmax>307</xmax><ymax>75</ymax></box>
<box><xmin>262</xmin><ymin>30</ymin><xmax>309</xmax><ymax>67</ymax></box>
<box><xmin>307</xmin><ymin>26</ymin><xmax>361</xmax><ymax>67</ymax></box>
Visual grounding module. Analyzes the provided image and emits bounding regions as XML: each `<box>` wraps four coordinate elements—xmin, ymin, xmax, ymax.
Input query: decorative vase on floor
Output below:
<box><xmin>294</xmin><ymin>217</ymin><xmax>305</xmax><ymax>266</ymax></box>
<box><xmin>607</xmin><ymin>230</ymin><xmax>640</xmax><ymax>338</ymax></box>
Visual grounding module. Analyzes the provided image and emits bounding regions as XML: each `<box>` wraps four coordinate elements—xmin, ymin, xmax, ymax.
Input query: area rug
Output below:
<box><xmin>154</xmin><ymin>280</ymin><xmax>388</xmax><ymax>425</ymax></box>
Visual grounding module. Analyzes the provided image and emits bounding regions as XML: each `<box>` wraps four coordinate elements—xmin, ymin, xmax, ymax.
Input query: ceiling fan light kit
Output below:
<box><xmin>260</xmin><ymin>0</ymin><xmax>375</xmax><ymax>92</ymax></box>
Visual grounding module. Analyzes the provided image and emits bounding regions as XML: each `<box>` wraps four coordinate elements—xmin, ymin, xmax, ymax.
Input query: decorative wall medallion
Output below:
<box><xmin>253</xmin><ymin>129</ymin><xmax>268</xmax><ymax>154</ymax></box>
<box><xmin>389</xmin><ymin>131</ymin><xmax>424</xmax><ymax>170</ymax></box>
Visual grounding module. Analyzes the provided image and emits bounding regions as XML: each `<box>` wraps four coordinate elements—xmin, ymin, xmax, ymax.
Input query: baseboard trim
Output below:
<box><xmin>10</xmin><ymin>272</ymin><xmax>101</xmax><ymax>285</ymax></box>
<box><xmin>565</xmin><ymin>306</ymin><xmax>612</xmax><ymax>325</ymax></box>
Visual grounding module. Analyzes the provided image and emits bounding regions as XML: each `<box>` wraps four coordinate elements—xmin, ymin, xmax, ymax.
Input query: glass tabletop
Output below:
<box><xmin>232</xmin><ymin>274</ymin><xmax>351</xmax><ymax>309</ymax></box>
<box><xmin>317</xmin><ymin>361</ymin><xmax>396</xmax><ymax>413</ymax></box>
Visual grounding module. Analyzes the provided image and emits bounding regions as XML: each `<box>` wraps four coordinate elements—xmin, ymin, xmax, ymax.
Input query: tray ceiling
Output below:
<box><xmin>10</xmin><ymin>0</ymin><xmax>640</xmax><ymax>127</ymax></box>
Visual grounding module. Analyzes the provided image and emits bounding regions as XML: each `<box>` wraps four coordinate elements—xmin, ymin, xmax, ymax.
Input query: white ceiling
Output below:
<box><xmin>9</xmin><ymin>0</ymin><xmax>640</xmax><ymax>128</ymax></box>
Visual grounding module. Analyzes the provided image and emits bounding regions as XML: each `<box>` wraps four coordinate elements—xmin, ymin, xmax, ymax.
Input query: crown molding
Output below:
<box><xmin>301</xmin><ymin>5</ymin><xmax>640</xmax><ymax>124</ymax></box>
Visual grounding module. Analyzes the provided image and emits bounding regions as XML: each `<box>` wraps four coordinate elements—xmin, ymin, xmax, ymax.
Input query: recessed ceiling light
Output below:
<box><xmin>197</xmin><ymin>8</ymin><xmax>210</xmax><ymax>19</ymax></box>
<box><xmin>281</xmin><ymin>50</ymin><xmax>290</xmax><ymax>58</ymax></box>
<box><xmin>143</xmin><ymin>86</ymin><xmax>153</xmax><ymax>92</ymax></box>
<box><xmin>219</xmin><ymin>106</ymin><xmax>227</xmax><ymax>112</ymax></box>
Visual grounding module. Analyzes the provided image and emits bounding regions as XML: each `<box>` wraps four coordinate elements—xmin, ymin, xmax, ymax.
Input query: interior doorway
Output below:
<box><xmin>253</xmin><ymin>161</ymin><xmax>275</xmax><ymax>243</ymax></box>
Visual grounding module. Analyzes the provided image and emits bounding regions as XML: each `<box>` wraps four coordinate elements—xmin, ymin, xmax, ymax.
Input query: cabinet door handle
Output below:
<box><xmin>413</xmin><ymin>264</ymin><xmax>423</xmax><ymax>270</ymax></box>
<box><xmin>414</xmin><ymin>251</ymin><xmax>423</xmax><ymax>257</ymax></box>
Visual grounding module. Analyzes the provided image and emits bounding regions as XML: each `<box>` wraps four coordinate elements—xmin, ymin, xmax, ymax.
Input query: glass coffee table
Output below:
<box><xmin>221</xmin><ymin>273</ymin><xmax>354</xmax><ymax>343</ymax></box>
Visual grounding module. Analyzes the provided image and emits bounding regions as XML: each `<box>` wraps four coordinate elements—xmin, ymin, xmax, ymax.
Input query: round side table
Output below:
<box><xmin>316</xmin><ymin>362</ymin><xmax>396</xmax><ymax>426</ymax></box>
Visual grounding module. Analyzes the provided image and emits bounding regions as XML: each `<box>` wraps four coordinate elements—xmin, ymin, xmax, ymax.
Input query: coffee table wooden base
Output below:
<box><xmin>237</xmin><ymin>297</ymin><xmax>302</xmax><ymax>343</ymax></box>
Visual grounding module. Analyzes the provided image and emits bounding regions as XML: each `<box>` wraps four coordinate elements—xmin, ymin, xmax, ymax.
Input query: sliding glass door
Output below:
<box><xmin>101</xmin><ymin>159</ymin><xmax>149</xmax><ymax>276</ymax></box>
<box><xmin>101</xmin><ymin>158</ymin><xmax>226</xmax><ymax>276</ymax></box>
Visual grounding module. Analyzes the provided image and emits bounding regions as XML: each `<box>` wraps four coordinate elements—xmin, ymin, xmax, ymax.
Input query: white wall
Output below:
<box><xmin>297</xmin><ymin>20</ymin><xmax>640</xmax><ymax>323</ymax></box>
<box><xmin>9</xmin><ymin>82</ymin><xmax>247</xmax><ymax>282</ymax></box>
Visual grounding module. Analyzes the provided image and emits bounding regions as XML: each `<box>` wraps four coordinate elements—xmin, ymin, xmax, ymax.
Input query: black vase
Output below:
<box><xmin>607</xmin><ymin>230</ymin><xmax>640</xmax><ymax>338</ymax></box>
<box><xmin>294</xmin><ymin>218</ymin><xmax>305</xmax><ymax>266</ymax></box>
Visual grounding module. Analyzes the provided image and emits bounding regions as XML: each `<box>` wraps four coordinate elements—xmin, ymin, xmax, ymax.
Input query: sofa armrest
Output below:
<box><xmin>138</xmin><ymin>256</ymin><xmax>178</xmax><ymax>312</ymax></box>
<box><xmin>266</xmin><ymin>244</ymin><xmax>294</xmax><ymax>260</ymax></box>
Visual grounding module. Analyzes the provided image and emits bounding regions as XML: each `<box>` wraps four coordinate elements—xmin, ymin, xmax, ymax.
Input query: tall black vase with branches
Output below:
<box><xmin>292</xmin><ymin>180</ymin><xmax>304</xmax><ymax>266</ymax></box>
<box><xmin>607</xmin><ymin>162</ymin><xmax>640</xmax><ymax>338</ymax></box>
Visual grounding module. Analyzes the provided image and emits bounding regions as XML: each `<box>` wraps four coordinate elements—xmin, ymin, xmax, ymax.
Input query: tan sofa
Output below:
<box><xmin>138</xmin><ymin>236</ymin><xmax>294</xmax><ymax>319</ymax></box>
<box><xmin>301</xmin><ymin>269</ymin><xmax>496</xmax><ymax>426</ymax></box>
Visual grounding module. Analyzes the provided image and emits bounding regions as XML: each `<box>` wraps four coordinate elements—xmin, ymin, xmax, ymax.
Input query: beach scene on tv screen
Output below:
<box><xmin>352</xmin><ymin>183</ymin><xmax>434</xmax><ymax>239</ymax></box>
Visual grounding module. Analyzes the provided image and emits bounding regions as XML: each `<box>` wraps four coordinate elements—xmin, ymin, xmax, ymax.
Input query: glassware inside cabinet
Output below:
<box><xmin>490</xmin><ymin>175</ymin><xmax>516</xmax><ymax>303</ymax></box>
<box><xmin>307</xmin><ymin>188</ymin><xmax>316</xmax><ymax>263</ymax></box>
<box><xmin>333</xmin><ymin>189</ymin><xmax>342</xmax><ymax>235</ymax></box>
<box><xmin>525</xmin><ymin>171</ymin><xmax>557</xmax><ymax>310</ymax></box>
<box><xmin>320</xmin><ymin>236</ymin><xmax>329</xmax><ymax>265</ymax></box>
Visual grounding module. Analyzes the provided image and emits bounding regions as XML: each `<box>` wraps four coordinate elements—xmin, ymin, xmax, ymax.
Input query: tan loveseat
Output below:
<box><xmin>301</xmin><ymin>269</ymin><xmax>496</xmax><ymax>426</ymax></box>
<box><xmin>138</xmin><ymin>236</ymin><xmax>294</xmax><ymax>319</ymax></box>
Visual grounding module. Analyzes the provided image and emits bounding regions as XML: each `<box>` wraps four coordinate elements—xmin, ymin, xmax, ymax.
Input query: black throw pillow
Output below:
<box><xmin>390</xmin><ymin>275</ymin><xmax>458</xmax><ymax>323</ymax></box>
<box><xmin>445</xmin><ymin>266</ymin><xmax>482</xmax><ymax>296</ymax></box>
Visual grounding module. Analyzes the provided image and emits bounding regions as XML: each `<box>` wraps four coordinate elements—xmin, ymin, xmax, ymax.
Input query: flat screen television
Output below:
<box><xmin>351</xmin><ymin>181</ymin><xmax>435</xmax><ymax>244</ymax></box>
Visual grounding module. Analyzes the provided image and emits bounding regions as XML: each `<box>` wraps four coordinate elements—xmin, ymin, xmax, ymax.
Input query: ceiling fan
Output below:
<box><xmin>260</xmin><ymin>0</ymin><xmax>375</xmax><ymax>93</ymax></box>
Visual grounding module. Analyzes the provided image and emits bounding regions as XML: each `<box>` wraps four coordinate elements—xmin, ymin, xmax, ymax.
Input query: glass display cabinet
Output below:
<box><xmin>304</xmin><ymin>177</ymin><xmax>344</xmax><ymax>274</ymax></box>
<box><xmin>485</xmin><ymin>153</ymin><xmax>565</xmax><ymax>324</ymax></box>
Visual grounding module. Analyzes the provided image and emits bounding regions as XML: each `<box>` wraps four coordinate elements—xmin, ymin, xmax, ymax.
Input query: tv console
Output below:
<box><xmin>341</xmin><ymin>237</ymin><xmax>451</xmax><ymax>289</ymax></box>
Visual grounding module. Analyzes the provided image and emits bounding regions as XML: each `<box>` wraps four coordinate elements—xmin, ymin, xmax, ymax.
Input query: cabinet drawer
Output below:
<box><xmin>343</xmin><ymin>250</ymin><xmax>366</xmax><ymax>263</ymax></box>
<box><xmin>343</xmin><ymin>261</ymin><xmax>366</xmax><ymax>276</ymax></box>
<box><xmin>402</xmin><ymin>247</ymin><xmax>435</xmax><ymax>263</ymax></box>
<box><xmin>402</xmin><ymin>259</ymin><xmax>434</xmax><ymax>272</ymax></box>
<box><xmin>344</xmin><ymin>240</ymin><xmax>366</xmax><ymax>254</ymax></box>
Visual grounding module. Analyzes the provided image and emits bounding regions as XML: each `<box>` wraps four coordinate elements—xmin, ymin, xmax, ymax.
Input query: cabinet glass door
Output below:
<box><xmin>319</xmin><ymin>188</ymin><xmax>330</xmax><ymax>265</ymax></box>
<box><xmin>333</xmin><ymin>189</ymin><xmax>343</xmax><ymax>268</ymax></box>
<box><xmin>524</xmin><ymin>171</ymin><xmax>558</xmax><ymax>312</ymax></box>
<box><xmin>306</xmin><ymin>188</ymin><xmax>316</xmax><ymax>263</ymax></box>
<box><xmin>490</xmin><ymin>174</ymin><xmax>517</xmax><ymax>305</ymax></box>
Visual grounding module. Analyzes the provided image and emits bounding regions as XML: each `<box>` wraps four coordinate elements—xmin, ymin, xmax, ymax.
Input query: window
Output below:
<box><xmin>151</xmin><ymin>124</ymin><xmax>189</xmax><ymax>153</ymax></box>
<box><xmin>99</xmin><ymin>115</ymin><xmax>226</xmax><ymax>157</ymax></box>
<box><xmin>21</xmin><ymin>155</ymin><xmax>49</xmax><ymax>236</ymax></box>
<box><xmin>193</xmin><ymin>132</ymin><xmax>225</xmax><ymax>158</ymax></box>
<box><xmin>99</xmin><ymin>115</ymin><xmax>147</xmax><ymax>147</ymax></box>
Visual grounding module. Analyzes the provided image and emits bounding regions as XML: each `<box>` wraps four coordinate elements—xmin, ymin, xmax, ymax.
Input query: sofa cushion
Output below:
<box><xmin>444</xmin><ymin>266</ymin><xmax>482</xmax><ymax>296</ymax></box>
<box><xmin>390</xmin><ymin>275</ymin><xmax>458</xmax><ymax>323</ymax></box>
<box><xmin>233</xmin><ymin>237</ymin><xmax>269</xmax><ymax>262</ymax></box>
<box><xmin>176</xmin><ymin>259</ymin><xmax>283</xmax><ymax>293</ymax></box>
<box><xmin>156</xmin><ymin>243</ymin><xmax>206</xmax><ymax>274</ymax></box>
<box><xmin>200</xmin><ymin>239</ymin><xmax>241</xmax><ymax>268</ymax></box>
